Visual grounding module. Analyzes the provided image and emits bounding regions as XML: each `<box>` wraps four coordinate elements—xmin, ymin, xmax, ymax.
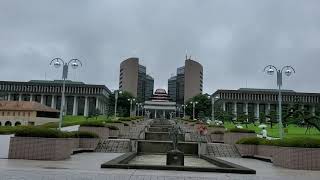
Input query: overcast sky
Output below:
<box><xmin>1</xmin><ymin>0</ymin><xmax>320</xmax><ymax>94</ymax></box>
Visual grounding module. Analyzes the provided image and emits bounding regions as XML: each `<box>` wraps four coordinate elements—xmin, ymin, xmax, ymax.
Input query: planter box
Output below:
<box><xmin>106</xmin><ymin>123</ymin><xmax>125</xmax><ymax>135</ymax></box>
<box><xmin>256</xmin><ymin>145</ymin><xmax>278</xmax><ymax>158</ymax></box>
<box><xmin>79</xmin><ymin>138</ymin><xmax>99</xmax><ymax>150</ymax></box>
<box><xmin>207</xmin><ymin>127</ymin><xmax>225</xmax><ymax>134</ymax></box>
<box><xmin>209</xmin><ymin>134</ymin><xmax>224</xmax><ymax>143</ymax></box>
<box><xmin>235</xmin><ymin>144</ymin><xmax>257</xmax><ymax>157</ymax></box>
<box><xmin>224</xmin><ymin>133</ymin><xmax>256</xmax><ymax>144</ymax></box>
<box><xmin>71</xmin><ymin>138</ymin><xmax>80</xmax><ymax>150</ymax></box>
<box><xmin>9</xmin><ymin>137</ymin><xmax>73</xmax><ymax>160</ymax></box>
<box><xmin>109</xmin><ymin>129</ymin><xmax>120</xmax><ymax>138</ymax></box>
<box><xmin>273</xmin><ymin>147</ymin><xmax>320</xmax><ymax>170</ymax></box>
<box><xmin>79</xmin><ymin>126</ymin><xmax>109</xmax><ymax>139</ymax></box>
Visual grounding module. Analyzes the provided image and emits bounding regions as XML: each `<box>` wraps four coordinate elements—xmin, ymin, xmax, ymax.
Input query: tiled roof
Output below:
<box><xmin>0</xmin><ymin>101</ymin><xmax>59</xmax><ymax>112</ymax></box>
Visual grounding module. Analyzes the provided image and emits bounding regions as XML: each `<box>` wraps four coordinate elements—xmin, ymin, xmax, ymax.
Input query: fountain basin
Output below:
<box><xmin>137</xmin><ymin>140</ymin><xmax>198</xmax><ymax>155</ymax></box>
<box><xmin>101</xmin><ymin>152</ymin><xmax>256</xmax><ymax>174</ymax></box>
<box><xmin>145</xmin><ymin>132</ymin><xmax>184</xmax><ymax>141</ymax></box>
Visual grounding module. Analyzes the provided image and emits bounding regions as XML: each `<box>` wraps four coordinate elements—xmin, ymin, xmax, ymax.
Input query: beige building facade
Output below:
<box><xmin>0</xmin><ymin>101</ymin><xmax>59</xmax><ymax>126</ymax></box>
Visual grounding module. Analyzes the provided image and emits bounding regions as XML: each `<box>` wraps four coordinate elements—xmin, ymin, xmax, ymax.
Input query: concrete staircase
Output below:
<box><xmin>95</xmin><ymin>139</ymin><xmax>131</xmax><ymax>153</ymax></box>
<box><xmin>207</xmin><ymin>143</ymin><xmax>240</xmax><ymax>157</ymax></box>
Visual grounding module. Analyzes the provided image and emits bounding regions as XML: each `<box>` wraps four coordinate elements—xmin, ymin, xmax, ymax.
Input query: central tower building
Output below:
<box><xmin>119</xmin><ymin>57</ymin><xmax>154</xmax><ymax>102</ymax></box>
<box><xmin>168</xmin><ymin>57</ymin><xmax>203</xmax><ymax>105</ymax></box>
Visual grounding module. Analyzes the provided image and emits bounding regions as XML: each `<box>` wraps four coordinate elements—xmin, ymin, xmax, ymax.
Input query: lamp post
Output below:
<box><xmin>114</xmin><ymin>90</ymin><xmax>122</xmax><ymax>118</ymax></box>
<box><xmin>190</xmin><ymin>101</ymin><xmax>198</xmax><ymax>120</ymax></box>
<box><xmin>263</xmin><ymin>65</ymin><xmax>295</xmax><ymax>139</ymax></box>
<box><xmin>128</xmin><ymin>98</ymin><xmax>135</xmax><ymax>117</ymax></box>
<box><xmin>208</xmin><ymin>95</ymin><xmax>220</xmax><ymax>122</ymax></box>
<box><xmin>182</xmin><ymin>104</ymin><xmax>186</xmax><ymax>118</ymax></box>
<box><xmin>50</xmin><ymin>58</ymin><xmax>82</xmax><ymax>130</ymax></box>
<box><xmin>136</xmin><ymin>103</ymin><xmax>142</xmax><ymax>116</ymax></box>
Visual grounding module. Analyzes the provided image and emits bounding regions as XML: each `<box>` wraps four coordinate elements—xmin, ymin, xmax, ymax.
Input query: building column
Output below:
<box><xmin>18</xmin><ymin>94</ymin><xmax>22</xmax><ymax>101</ymax></box>
<box><xmin>233</xmin><ymin>102</ymin><xmax>237</xmax><ymax>120</ymax></box>
<box><xmin>72</xmin><ymin>96</ymin><xmax>78</xmax><ymax>116</ymax></box>
<box><xmin>163</xmin><ymin>110</ymin><xmax>165</xmax><ymax>119</ymax></box>
<box><xmin>51</xmin><ymin>95</ymin><xmax>56</xmax><ymax>109</ymax></box>
<box><xmin>155</xmin><ymin>109</ymin><xmax>157</xmax><ymax>119</ymax></box>
<box><xmin>312</xmin><ymin>105</ymin><xmax>316</xmax><ymax>116</ymax></box>
<box><xmin>95</xmin><ymin>97</ymin><xmax>99</xmax><ymax>110</ymax></box>
<box><xmin>30</xmin><ymin>94</ymin><xmax>34</xmax><ymax>102</ymax></box>
<box><xmin>7</xmin><ymin>93</ymin><xmax>11</xmax><ymax>101</ymax></box>
<box><xmin>222</xmin><ymin>102</ymin><xmax>226</xmax><ymax>111</ymax></box>
<box><xmin>84</xmin><ymin>96</ymin><xmax>89</xmax><ymax>116</ymax></box>
<box><xmin>244</xmin><ymin>103</ymin><xmax>248</xmax><ymax>115</ymax></box>
<box><xmin>40</xmin><ymin>94</ymin><xmax>44</xmax><ymax>104</ymax></box>
<box><xmin>266</xmin><ymin>103</ymin><xmax>271</xmax><ymax>115</ymax></box>
<box><xmin>256</xmin><ymin>103</ymin><xmax>260</xmax><ymax>119</ymax></box>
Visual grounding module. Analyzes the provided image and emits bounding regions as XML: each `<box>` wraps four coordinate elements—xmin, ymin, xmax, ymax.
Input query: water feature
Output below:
<box><xmin>101</xmin><ymin>119</ymin><xmax>256</xmax><ymax>174</ymax></box>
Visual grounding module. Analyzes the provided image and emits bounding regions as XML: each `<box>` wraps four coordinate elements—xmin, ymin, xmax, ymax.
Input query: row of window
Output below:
<box><xmin>0</xmin><ymin>111</ymin><xmax>31</xmax><ymax>117</ymax></box>
<box><xmin>219</xmin><ymin>92</ymin><xmax>319</xmax><ymax>103</ymax></box>
<box><xmin>0</xmin><ymin>84</ymin><xmax>105</xmax><ymax>95</ymax></box>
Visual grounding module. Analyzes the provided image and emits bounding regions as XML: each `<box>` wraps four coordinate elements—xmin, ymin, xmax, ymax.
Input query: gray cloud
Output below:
<box><xmin>1</xmin><ymin>0</ymin><xmax>320</xmax><ymax>93</ymax></box>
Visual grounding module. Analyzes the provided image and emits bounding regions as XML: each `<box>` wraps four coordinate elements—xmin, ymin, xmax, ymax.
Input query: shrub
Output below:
<box><xmin>211</xmin><ymin>130</ymin><xmax>224</xmax><ymax>134</ymax></box>
<box><xmin>0</xmin><ymin>127</ymin><xmax>22</xmax><ymax>135</ymax></box>
<box><xmin>228</xmin><ymin>128</ymin><xmax>256</xmax><ymax>133</ymax></box>
<box><xmin>69</xmin><ymin>131</ymin><xmax>99</xmax><ymax>138</ymax></box>
<box><xmin>106</xmin><ymin>125</ymin><xmax>119</xmax><ymax>130</ymax></box>
<box><xmin>80</xmin><ymin>121</ymin><xmax>105</xmax><ymax>127</ymax></box>
<box><xmin>14</xmin><ymin>127</ymin><xmax>69</xmax><ymax>138</ymax></box>
<box><xmin>236</xmin><ymin>137</ymin><xmax>320</xmax><ymax>148</ymax></box>
<box><xmin>208</xmin><ymin>124</ymin><xmax>225</xmax><ymax>128</ymax></box>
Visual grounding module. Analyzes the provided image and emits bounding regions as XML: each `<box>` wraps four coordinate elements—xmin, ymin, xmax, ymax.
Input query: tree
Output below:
<box><xmin>266</xmin><ymin>111</ymin><xmax>278</xmax><ymax>128</ymax></box>
<box><xmin>185</xmin><ymin>94</ymin><xmax>211</xmax><ymax>120</ymax></box>
<box><xmin>237</xmin><ymin>113</ymin><xmax>249</xmax><ymax>128</ymax></box>
<box><xmin>107</xmin><ymin>91</ymin><xmax>134</xmax><ymax>117</ymax></box>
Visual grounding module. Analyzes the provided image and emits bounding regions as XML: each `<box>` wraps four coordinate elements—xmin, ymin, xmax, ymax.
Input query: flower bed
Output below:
<box><xmin>236</xmin><ymin>137</ymin><xmax>320</xmax><ymax>170</ymax></box>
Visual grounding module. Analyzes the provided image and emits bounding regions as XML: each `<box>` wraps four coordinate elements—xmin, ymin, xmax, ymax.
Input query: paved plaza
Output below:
<box><xmin>0</xmin><ymin>153</ymin><xmax>319</xmax><ymax>180</ymax></box>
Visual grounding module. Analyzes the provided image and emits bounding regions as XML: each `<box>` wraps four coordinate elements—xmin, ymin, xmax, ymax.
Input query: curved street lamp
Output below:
<box><xmin>263</xmin><ymin>65</ymin><xmax>295</xmax><ymax>139</ymax></box>
<box><xmin>114</xmin><ymin>90</ymin><xmax>122</xmax><ymax>118</ymax></box>
<box><xmin>50</xmin><ymin>58</ymin><xmax>83</xmax><ymax>130</ymax></box>
<box><xmin>181</xmin><ymin>104</ymin><xmax>187</xmax><ymax>118</ymax></box>
<box><xmin>208</xmin><ymin>94</ymin><xmax>220</xmax><ymax>122</ymax></box>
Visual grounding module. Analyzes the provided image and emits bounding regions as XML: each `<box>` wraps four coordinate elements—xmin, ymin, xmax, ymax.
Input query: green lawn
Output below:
<box><xmin>224</xmin><ymin>122</ymin><xmax>320</xmax><ymax>139</ymax></box>
<box><xmin>39</xmin><ymin>115</ymin><xmax>112</xmax><ymax>128</ymax></box>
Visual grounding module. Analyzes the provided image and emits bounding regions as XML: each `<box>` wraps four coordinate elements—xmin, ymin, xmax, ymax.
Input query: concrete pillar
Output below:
<box><xmin>233</xmin><ymin>102</ymin><xmax>237</xmax><ymax>119</ymax></box>
<box><xmin>222</xmin><ymin>102</ymin><xmax>226</xmax><ymax>111</ymax></box>
<box><xmin>73</xmin><ymin>96</ymin><xmax>78</xmax><ymax>116</ymax></box>
<box><xmin>7</xmin><ymin>93</ymin><xmax>11</xmax><ymax>101</ymax></box>
<box><xmin>40</xmin><ymin>94</ymin><xmax>44</xmax><ymax>104</ymax></box>
<box><xmin>30</xmin><ymin>94</ymin><xmax>34</xmax><ymax>102</ymax></box>
<box><xmin>18</xmin><ymin>94</ymin><xmax>22</xmax><ymax>101</ymax></box>
<box><xmin>51</xmin><ymin>95</ymin><xmax>56</xmax><ymax>109</ymax></box>
<box><xmin>244</xmin><ymin>103</ymin><xmax>248</xmax><ymax>115</ymax></box>
<box><xmin>95</xmin><ymin>97</ymin><xmax>99</xmax><ymax>110</ymax></box>
<box><xmin>163</xmin><ymin>110</ymin><xmax>165</xmax><ymax>119</ymax></box>
<box><xmin>84</xmin><ymin>96</ymin><xmax>89</xmax><ymax>116</ymax></box>
<box><xmin>312</xmin><ymin>105</ymin><xmax>316</xmax><ymax>116</ymax></box>
<box><xmin>256</xmin><ymin>103</ymin><xmax>260</xmax><ymax>119</ymax></box>
<box><xmin>266</xmin><ymin>103</ymin><xmax>271</xmax><ymax>114</ymax></box>
<box><xmin>155</xmin><ymin>109</ymin><xmax>157</xmax><ymax>119</ymax></box>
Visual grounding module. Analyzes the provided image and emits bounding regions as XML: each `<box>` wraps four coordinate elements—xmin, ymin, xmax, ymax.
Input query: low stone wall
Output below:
<box><xmin>109</xmin><ymin>130</ymin><xmax>120</xmax><ymax>138</ymax></box>
<box><xmin>79</xmin><ymin>138</ymin><xmax>99</xmax><ymax>149</ymax></box>
<box><xmin>106</xmin><ymin>123</ymin><xmax>125</xmax><ymax>136</ymax></box>
<box><xmin>71</xmin><ymin>138</ymin><xmax>80</xmax><ymax>150</ymax></box>
<box><xmin>9</xmin><ymin>137</ymin><xmax>73</xmax><ymax>160</ymax></box>
<box><xmin>273</xmin><ymin>147</ymin><xmax>320</xmax><ymax>170</ymax></box>
<box><xmin>209</xmin><ymin>134</ymin><xmax>224</xmax><ymax>143</ymax></box>
<box><xmin>79</xmin><ymin>126</ymin><xmax>109</xmax><ymax>139</ymax></box>
<box><xmin>235</xmin><ymin>144</ymin><xmax>320</xmax><ymax>170</ymax></box>
<box><xmin>235</xmin><ymin>144</ymin><xmax>257</xmax><ymax>157</ymax></box>
<box><xmin>145</xmin><ymin>132</ymin><xmax>184</xmax><ymax>141</ymax></box>
<box><xmin>207</xmin><ymin>127</ymin><xmax>225</xmax><ymax>134</ymax></box>
<box><xmin>224</xmin><ymin>133</ymin><xmax>256</xmax><ymax>144</ymax></box>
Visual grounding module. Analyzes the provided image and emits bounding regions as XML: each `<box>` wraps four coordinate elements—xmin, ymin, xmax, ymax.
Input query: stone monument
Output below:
<box><xmin>166</xmin><ymin>122</ymin><xmax>184</xmax><ymax>166</ymax></box>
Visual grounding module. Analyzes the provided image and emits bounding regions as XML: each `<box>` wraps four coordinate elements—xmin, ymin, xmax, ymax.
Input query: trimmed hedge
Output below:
<box><xmin>228</xmin><ymin>128</ymin><xmax>255</xmax><ymax>133</ymax></box>
<box><xmin>0</xmin><ymin>127</ymin><xmax>23</xmax><ymax>135</ymax></box>
<box><xmin>208</xmin><ymin>125</ymin><xmax>225</xmax><ymax>128</ymax></box>
<box><xmin>211</xmin><ymin>130</ymin><xmax>224</xmax><ymax>134</ymax></box>
<box><xmin>106</xmin><ymin>125</ymin><xmax>119</xmax><ymax>130</ymax></box>
<box><xmin>236</xmin><ymin>137</ymin><xmax>320</xmax><ymax>148</ymax></box>
<box><xmin>69</xmin><ymin>131</ymin><xmax>99</xmax><ymax>138</ymax></box>
<box><xmin>15</xmin><ymin>127</ymin><xmax>70</xmax><ymax>138</ymax></box>
<box><xmin>80</xmin><ymin>121</ymin><xmax>105</xmax><ymax>127</ymax></box>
